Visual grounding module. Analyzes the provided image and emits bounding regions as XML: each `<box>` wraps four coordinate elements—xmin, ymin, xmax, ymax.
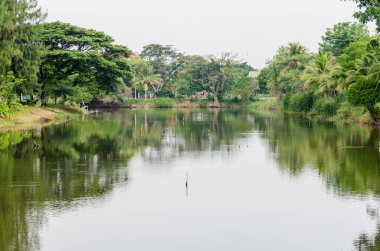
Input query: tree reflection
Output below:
<box><xmin>1</xmin><ymin>110</ymin><xmax>380</xmax><ymax>251</ymax></box>
<box><xmin>252</xmin><ymin>113</ymin><xmax>380</xmax><ymax>197</ymax></box>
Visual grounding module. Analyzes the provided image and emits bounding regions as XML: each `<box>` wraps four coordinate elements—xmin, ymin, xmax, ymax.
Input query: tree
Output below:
<box><xmin>301</xmin><ymin>52</ymin><xmax>339</xmax><ymax>96</ymax></box>
<box><xmin>39</xmin><ymin>22</ymin><xmax>132</xmax><ymax>104</ymax></box>
<box><xmin>320</xmin><ymin>22</ymin><xmax>370</xmax><ymax>56</ymax></box>
<box><xmin>348</xmin><ymin>78</ymin><xmax>380</xmax><ymax>120</ymax></box>
<box><xmin>257</xmin><ymin>68</ymin><xmax>270</xmax><ymax>94</ymax></box>
<box><xmin>140</xmin><ymin>44</ymin><xmax>184</xmax><ymax>92</ymax></box>
<box><xmin>131</xmin><ymin>63</ymin><xmax>161</xmax><ymax>100</ymax></box>
<box><xmin>199</xmin><ymin>53</ymin><xmax>246</xmax><ymax>104</ymax></box>
<box><xmin>224</xmin><ymin>77</ymin><xmax>254</xmax><ymax>103</ymax></box>
<box><xmin>0</xmin><ymin>0</ymin><xmax>45</xmax><ymax>100</ymax></box>
<box><xmin>347</xmin><ymin>0</ymin><xmax>380</xmax><ymax>32</ymax></box>
<box><xmin>261</xmin><ymin>43</ymin><xmax>313</xmax><ymax>95</ymax></box>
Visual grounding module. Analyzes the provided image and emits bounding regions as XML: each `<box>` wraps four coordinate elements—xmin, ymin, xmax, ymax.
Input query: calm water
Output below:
<box><xmin>0</xmin><ymin>109</ymin><xmax>380</xmax><ymax>251</ymax></box>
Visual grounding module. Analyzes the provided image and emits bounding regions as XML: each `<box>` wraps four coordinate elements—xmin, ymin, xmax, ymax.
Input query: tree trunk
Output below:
<box><xmin>368</xmin><ymin>106</ymin><xmax>379</xmax><ymax>121</ymax></box>
<box><xmin>41</xmin><ymin>90</ymin><xmax>47</xmax><ymax>106</ymax></box>
<box><xmin>213</xmin><ymin>93</ymin><xmax>219</xmax><ymax>106</ymax></box>
<box><xmin>145</xmin><ymin>91</ymin><xmax>147</xmax><ymax>101</ymax></box>
<box><xmin>134</xmin><ymin>87</ymin><xmax>137</xmax><ymax>99</ymax></box>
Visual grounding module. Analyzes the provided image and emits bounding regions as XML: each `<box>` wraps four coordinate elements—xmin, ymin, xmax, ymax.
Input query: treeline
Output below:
<box><xmin>0</xmin><ymin>1</ymin><xmax>254</xmax><ymax>118</ymax></box>
<box><xmin>129</xmin><ymin>45</ymin><xmax>253</xmax><ymax>104</ymax></box>
<box><xmin>257</xmin><ymin>1</ymin><xmax>380</xmax><ymax>122</ymax></box>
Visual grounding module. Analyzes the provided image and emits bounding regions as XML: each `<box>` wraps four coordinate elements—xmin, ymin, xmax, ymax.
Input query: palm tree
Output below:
<box><xmin>301</xmin><ymin>51</ymin><xmax>338</xmax><ymax>96</ymax></box>
<box><xmin>345</xmin><ymin>55</ymin><xmax>373</xmax><ymax>87</ymax></box>
<box><xmin>133</xmin><ymin>64</ymin><xmax>161</xmax><ymax>100</ymax></box>
<box><xmin>287</xmin><ymin>42</ymin><xmax>307</xmax><ymax>56</ymax></box>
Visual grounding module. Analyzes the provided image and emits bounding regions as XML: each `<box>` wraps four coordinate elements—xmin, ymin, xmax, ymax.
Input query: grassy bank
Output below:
<box><xmin>0</xmin><ymin>105</ymin><xmax>83</xmax><ymax>131</ymax></box>
<box><xmin>249</xmin><ymin>98</ymin><xmax>377</xmax><ymax>125</ymax></box>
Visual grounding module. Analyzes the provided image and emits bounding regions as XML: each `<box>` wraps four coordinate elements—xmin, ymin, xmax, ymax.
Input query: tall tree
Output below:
<box><xmin>0</xmin><ymin>0</ymin><xmax>45</xmax><ymax>100</ymax></box>
<box><xmin>320</xmin><ymin>22</ymin><xmax>370</xmax><ymax>56</ymax></box>
<box><xmin>262</xmin><ymin>43</ymin><xmax>313</xmax><ymax>95</ymax></box>
<box><xmin>39</xmin><ymin>22</ymin><xmax>132</xmax><ymax>104</ymax></box>
<box><xmin>129</xmin><ymin>59</ymin><xmax>161</xmax><ymax>100</ymax></box>
<box><xmin>140</xmin><ymin>44</ymin><xmax>183</xmax><ymax>92</ymax></box>
<box><xmin>301</xmin><ymin>52</ymin><xmax>339</xmax><ymax>96</ymax></box>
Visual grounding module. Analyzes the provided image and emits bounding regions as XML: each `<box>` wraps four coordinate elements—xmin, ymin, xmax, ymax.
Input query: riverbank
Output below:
<box><xmin>89</xmin><ymin>98</ymin><xmax>238</xmax><ymax>109</ymax></box>
<box><xmin>249</xmin><ymin>98</ymin><xmax>378</xmax><ymax>125</ymax></box>
<box><xmin>0</xmin><ymin>106</ymin><xmax>83</xmax><ymax>131</ymax></box>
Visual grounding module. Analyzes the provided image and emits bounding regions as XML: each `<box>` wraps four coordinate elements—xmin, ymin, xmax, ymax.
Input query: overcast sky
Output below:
<box><xmin>39</xmin><ymin>0</ymin><xmax>361</xmax><ymax>68</ymax></box>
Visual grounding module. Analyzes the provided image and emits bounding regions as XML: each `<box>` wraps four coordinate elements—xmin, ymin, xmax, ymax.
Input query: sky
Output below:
<box><xmin>38</xmin><ymin>0</ymin><xmax>361</xmax><ymax>68</ymax></box>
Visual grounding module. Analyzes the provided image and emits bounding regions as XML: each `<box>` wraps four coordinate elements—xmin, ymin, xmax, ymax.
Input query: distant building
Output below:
<box><xmin>249</xmin><ymin>70</ymin><xmax>261</xmax><ymax>78</ymax></box>
<box><xmin>191</xmin><ymin>90</ymin><xmax>209</xmax><ymax>100</ymax></box>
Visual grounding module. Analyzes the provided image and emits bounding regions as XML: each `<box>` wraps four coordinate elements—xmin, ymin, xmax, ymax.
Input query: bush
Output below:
<box><xmin>310</xmin><ymin>97</ymin><xmax>338</xmax><ymax>116</ymax></box>
<box><xmin>334</xmin><ymin>101</ymin><xmax>371</xmax><ymax>124</ymax></box>
<box><xmin>151</xmin><ymin>98</ymin><xmax>175</xmax><ymax>108</ymax></box>
<box><xmin>348</xmin><ymin>79</ymin><xmax>380</xmax><ymax>120</ymax></box>
<box><xmin>0</xmin><ymin>102</ymin><xmax>10</xmax><ymax>118</ymax></box>
<box><xmin>288</xmin><ymin>93</ymin><xmax>314</xmax><ymax>113</ymax></box>
<box><xmin>8</xmin><ymin>102</ymin><xmax>24</xmax><ymax>113</ymax></box>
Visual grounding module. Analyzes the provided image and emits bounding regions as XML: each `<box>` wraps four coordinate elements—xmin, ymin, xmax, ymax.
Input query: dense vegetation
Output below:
<box><xmin>0</xmin><ymin>1</ymin><xmax>253</xmax><ymax>118</ymax></box>
<box><xmin>257</xmin><ymin>15</ymin><xmax>380</xmax><ymax>123</ymax></box>
<box><xmin>0</xmin><ymin>0</ymin><xmax>379</xmax><ymax>124</ymax></box>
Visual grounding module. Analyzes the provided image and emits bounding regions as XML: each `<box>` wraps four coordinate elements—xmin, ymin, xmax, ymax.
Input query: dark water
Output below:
<box><xmin>0</xmin><ymin>109</ymin><xmax>380</xmax><ymax>251</ymax></box>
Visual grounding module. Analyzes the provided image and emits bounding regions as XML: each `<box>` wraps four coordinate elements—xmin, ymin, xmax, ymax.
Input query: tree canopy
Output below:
<box><xmin>319</xmin><ymin>22</ymin><xmax>370</xmax><ymax>56</ymax></box>
<box><xmin>39</xmin><ymin>22</ymin><xmax>132</xmax><ymax>103</ymax></box>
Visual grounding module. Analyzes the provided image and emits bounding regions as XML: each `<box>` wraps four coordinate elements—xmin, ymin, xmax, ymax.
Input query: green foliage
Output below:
<box><xmin>8</xmin><ymin>102</ymin><xmax>24</xmax><ymax>113</ymax></box>
<box><xmin>151</xmin><ymin>53</ymin><xmax>251</xmax><ymax>104</ymax></box>
<box><xmin>224</xmin><ymin>77</ymin><xmax>254</xmax><ymax>103</ymax></box>
<box><xmin>348</xmin><ymin>0</ymin><xmax>380</xmax><ymax>32</ymax></box>
<box><xmin>0</xmin><ymin>102</ymin><xmax>10</xmax><ymax>118</ymax></box>
<box><xmin>310</xmin><ymin>97</ymin><xmax>338</xmax><ymax>116</ymax></box>
<box><xmin>288</xmin><ymin>93</ymin><xmax>314</xmax><ymax>113</ymax></box>
<box><xmin>348</xmin><ymin>79</ymin><xmax>380</xmax><ymax>120</ymax></box>
<box><xmin>39</xmin><ymin>22</ymin><xmax>132</xmax><ymax>104</ymax></box>
<box><xmin>257</xmin><ymin>69</ymin><xmax>270</xmax><ymax>94</ymax></box>
<box><xmin>261</xmin><ymin>43</ymin><xmax>313</xmax><ymax>95</ymax></box>
<box><xmin>301</xmin><ymin>51</ymin><xmax>339</xmax><ymax>96</ymax></box>
<box><xmin>151</xmin><ymin>98</ymin><xmax>175</xmax><ymax>108</ymax></box>
<box><xmin>0</xmin><ymin>72</ymin><xmax>23</xmax><ymax>101</ymax></box>
<box><xmin>0</xmin><ymin>0</ymin><xmax>45</xmax><ymax>99</ymax></box>
<box><xmin>320</xmin><ymin>22</ymin><xmax>370</xmax><ymax>56</ymax></box>
<box><xmin>140</xmin><ymin>44</ymin><xmax>183</xmax><ymax>93</ymax></box>
<box><xmin>128</xmin><ymin>58</ymin><xmax>161</xmax><ymax>99</ymax></box>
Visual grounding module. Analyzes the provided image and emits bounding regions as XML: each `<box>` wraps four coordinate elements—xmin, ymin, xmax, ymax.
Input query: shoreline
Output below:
<box><xmin>0</xmin><ymin>106</ymin><xmax>84</xmax><ymax>132</ymax></box>
<box><xmin>1</xmin><ymin>100</ymin><xmax>378</xmax><ymax>132</ymax></box>
<box><xmin>249</xmin><ymin>99</ymin><xmax>380</xmax><ymax>126</ymax></box>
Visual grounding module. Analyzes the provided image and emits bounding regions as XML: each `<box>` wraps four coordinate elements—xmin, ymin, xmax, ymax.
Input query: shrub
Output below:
<box><xmin>8</xmin><ymin>102</ymin><xmax>24</xmax><ymax>113</ymax></box>
<box><xmin>348</xmin><ymin>79</ymin><xmax>380</xmax><ymax>120</ymax></box>
<box><xmin>288</xmin><ymin>93</ymin><xmax>314</xmax><ymax>113</ymax></box>
<box><xmin>334</xmin><ymin>101</ymin><xmax>371</xmax><ymax>124</ymax></box>
<box><xmin>0</xmin><ymin>102</ymin><xmax>10</xmax><ymax>118</ymax></box>
<box><xmin>151</xmin><ymin>98</ymin><xmax>175</xmax><ymax>108</ymax></box>
<box><xmin>310</xmin><ymin>97</ymin><xmax>338</xmax><ymax>116</ymax></box>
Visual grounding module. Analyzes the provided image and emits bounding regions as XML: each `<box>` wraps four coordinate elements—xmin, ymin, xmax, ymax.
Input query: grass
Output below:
<box><xmin>0</xmin><ymin>105</ymin><xmax>83</xmax><ymax>131</ymax></box>
<box><xmin>248</xmin><ymin>98</ymin><xmax>282</xmax><ymax>111</ymax></box>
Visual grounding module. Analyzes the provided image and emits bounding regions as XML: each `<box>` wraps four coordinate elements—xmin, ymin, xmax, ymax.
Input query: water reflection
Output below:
<box><xmin>0</xmin><ymin>109</ymin><xmax>379</xmax><ymax>250</ymax></box>
<box><xmin>251</xmin><ymin>114</ymin><xmax>380</xmax><ymax>197</ymax></box>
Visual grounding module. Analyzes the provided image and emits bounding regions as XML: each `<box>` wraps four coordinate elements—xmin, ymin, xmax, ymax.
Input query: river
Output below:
<box><xmin>0</xmin><ymin>109</ymin><xmax>379</xmax><ymax>251</ymax></box>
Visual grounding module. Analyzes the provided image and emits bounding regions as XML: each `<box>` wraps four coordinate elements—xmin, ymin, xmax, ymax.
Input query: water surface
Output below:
<box><xmin>0</xmin><ymin>109</ymin><xmax>379</xmax><ymax>251</ymax></box>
